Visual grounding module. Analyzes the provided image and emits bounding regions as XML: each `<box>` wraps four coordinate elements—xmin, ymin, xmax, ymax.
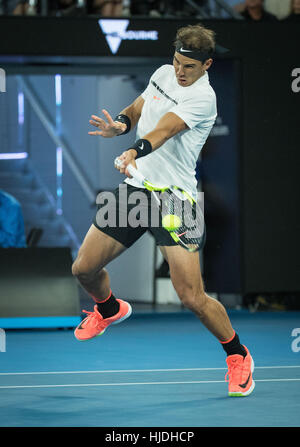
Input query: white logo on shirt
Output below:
<box><xmin>139</xmin><ymin>142</ymin><xmax>144</xmax><ymax>150</ymax></box>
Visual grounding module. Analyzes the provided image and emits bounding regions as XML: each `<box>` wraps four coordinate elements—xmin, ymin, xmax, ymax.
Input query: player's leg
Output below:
<box><xmin>72</xmin><ymin>224</ymin><xmax>133</xmax><ymax>341</ymax></box>
<box><xmin>73</xmin><ymin>184</ymin><xmax>148</xmax><ymax>340</ymax></box>
<box><xmin>160</xmin><ymin>245</ymin><xmax>255</xmax><ymax>396</ymax></box>
<box><xmin>160</xmin><ymin>245</ymin><xmax>234</xmax><ymax>341</ymax></box>
<box><xmin>72</xmin><ymin>224</ymin><xmax>126</xmax><ymax>301</ymax></box>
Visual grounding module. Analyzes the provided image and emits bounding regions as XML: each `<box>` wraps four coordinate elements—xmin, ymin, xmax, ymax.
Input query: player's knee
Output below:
<box><xmin>177</xmin><ymin>287</ymin><xmax>207</xmax><ymax>312</ymax></box>
<box><xmin>72</xmin><ymin>258</ymin><xmax>84</xmax><ymax>280</ymax></box>
<box><xmin>72</xmin><ymin>257</ymin><xmax>96</xmax><ymax>285</ymax></box>
<box><xmin>72</xmin><ymin>256</ymin><xmax>80</xmax><ymax>277</ymax></box>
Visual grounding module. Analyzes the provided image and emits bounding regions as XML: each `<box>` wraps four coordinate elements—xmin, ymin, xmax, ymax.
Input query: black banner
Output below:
<box><xmin>0</xmin><ymin>17</ymin><xmax>241</xmax><ymax>59</ymax></box>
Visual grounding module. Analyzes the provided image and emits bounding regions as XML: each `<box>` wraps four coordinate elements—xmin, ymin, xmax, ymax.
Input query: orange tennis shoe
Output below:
<box><xmin>74</xmin><ymin>299</ymin><xmax>132</xmax><ymax>341</ymax></box>
<box><xmin>225</xmin><ymin>345</ymin><xmax>255</xmax><ymax>397</ymax></box>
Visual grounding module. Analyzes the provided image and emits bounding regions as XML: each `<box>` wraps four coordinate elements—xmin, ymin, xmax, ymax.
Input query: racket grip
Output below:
<box><xmin>114</xmin><ymin>158</ymin><xmax>146</xmax><ymax>185</ymax></box>
<box><xmin>114</xmin><ymin>157</ymin><xmax>124</xmax><ymax>168</ymax></box>
<box><xmin>126</xmin><ymin>164</ymin><xmax>146</xmax><ymax>184</ymax></box>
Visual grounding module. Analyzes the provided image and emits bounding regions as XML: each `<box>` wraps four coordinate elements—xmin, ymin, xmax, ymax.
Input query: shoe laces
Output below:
<box><xmin>82</xmin><ymin>308</ymin><xmax>103</xmax><ymax>328</ymax></box>
<box><xmin>225</xmin><ymin>356</ymin><xmax>244</xmax><ymax>383</ymax></box>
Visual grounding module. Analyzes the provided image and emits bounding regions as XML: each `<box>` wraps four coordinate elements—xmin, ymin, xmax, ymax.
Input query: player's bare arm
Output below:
<box><xmin>116</xmin><ymin>112</ymin><xmax>188</xmax><ymax>176</ymax></box>
<box><xmin>119</xmin><ymin>95</ymin><xmax>145</xmax><ymax>129</ymax></box>
<box><xmin>88</xmin><ymin>96</ymin><xmax>144</xmax><ymax>138</ymax></box>
<box><xmin>143</xmin><ymin>112</ymin><xmax>188</xmax><ymax>149</ymax></box>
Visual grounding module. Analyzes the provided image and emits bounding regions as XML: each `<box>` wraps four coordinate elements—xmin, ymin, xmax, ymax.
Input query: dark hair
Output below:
<box><xmin>174</xmin><ymin>23</ymin><xmax>216</xmax><ymax>53</ymax></box>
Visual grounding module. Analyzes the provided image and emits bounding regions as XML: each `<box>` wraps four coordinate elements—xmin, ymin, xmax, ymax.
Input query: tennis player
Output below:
<box><xmin>73</xmin><ymin>24</ymin><xmax>255</xmax><ymax>397</ymax></box>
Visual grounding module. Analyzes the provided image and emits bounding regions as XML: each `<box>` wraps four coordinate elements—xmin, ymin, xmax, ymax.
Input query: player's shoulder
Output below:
<box><xmin>181</xmin><ymin>78</ymin><xmax>216</xmax><ymax>104</ymax></box>
<box><xmin>151</xmin><ymin>64</ymin><xmax>174</xmax><ymax>80</ymax></box>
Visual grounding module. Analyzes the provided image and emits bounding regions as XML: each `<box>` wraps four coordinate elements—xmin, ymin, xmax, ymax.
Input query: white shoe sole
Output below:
<box><xmin>112</xmin><ymin>303</ymin><xmax>132</xmax><ymax>325</ymax></box>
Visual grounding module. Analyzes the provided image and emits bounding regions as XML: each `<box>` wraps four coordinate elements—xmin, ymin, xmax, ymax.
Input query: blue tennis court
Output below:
<box><xmin>1</xmin><ymin>309</ymin><xmax>300</xmax><ymax>427</ymax></box>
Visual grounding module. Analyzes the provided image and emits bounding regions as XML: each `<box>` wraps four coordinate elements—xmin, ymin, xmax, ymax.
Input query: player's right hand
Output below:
<box><xmin>114</xmin><ymin>150</ymin><xmax>137</xmax><ymax>178</ymax></box>
<box><xmin>88</xmin><ymin>109</ymin><xmax>127</xmax><ymax>138</ymax></box>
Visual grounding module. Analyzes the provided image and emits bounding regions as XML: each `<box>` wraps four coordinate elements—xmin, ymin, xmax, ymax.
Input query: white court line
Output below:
<box><xmin>0</xmin><ymin>378</ymin><xmax>300</xmax><ymax>390</ymax></box>
<box><xmin>0</xmin><ymin>365</ymin><xmax>300</xmax><ymax>376</ymax></box>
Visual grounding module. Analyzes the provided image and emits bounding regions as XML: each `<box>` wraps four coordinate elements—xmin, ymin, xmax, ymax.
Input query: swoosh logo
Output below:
<box><xmin>77</xmin><ymin>316</ymin><xmax>89</xmax><ymax>330</ymax></box>
<box><xmin>239</xmin><ymin>373</ymin><xmax>251</xmax><ymax>389</ymax></box>
<box><xmin>179</xmin><ymin>47</ymin><xmax>193</xmax><ymax>53</ymax></box>
<box><xmin>139</xmin><ymin>142</ymin><xmax>144</xmax><ymax>150</ymax></box>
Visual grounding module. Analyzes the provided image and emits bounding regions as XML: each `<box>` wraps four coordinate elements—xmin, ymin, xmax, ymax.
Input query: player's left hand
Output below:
<box><xmin>115</xmin><ymin>150</ymin><xmax>137</xmax><ymax>178</ymax></box>
<box><xmin>88</xmin><ymin>109</ymin><xmax>126</xmax><ymax>138</ymax></box>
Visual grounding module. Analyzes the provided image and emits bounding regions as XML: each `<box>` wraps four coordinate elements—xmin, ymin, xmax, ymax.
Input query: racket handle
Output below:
<box><xmin>126</xmin><ymin>164</ymin><xmax>146</xmax><ymax>185</ymax></box>
<box><xmin>114</xmin><ymin>157</ymin><xmax>124</xmax><ymax>169</ymax></box>
<box><xmin>114</xmin><ymin>157</ymin><xmax>146</xmax><ymax>185</ymax></box>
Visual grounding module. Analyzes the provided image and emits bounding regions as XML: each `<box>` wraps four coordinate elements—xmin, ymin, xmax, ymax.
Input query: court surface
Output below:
<box><xmin>1</xmin><ymin>309</ymin><xmax>300</xmax><ymax>427</ymax></box>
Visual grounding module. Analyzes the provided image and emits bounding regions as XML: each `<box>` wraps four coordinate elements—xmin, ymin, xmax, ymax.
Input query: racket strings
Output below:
<box><xmin>159</xmin><ymin>189</ymin><xmax>204</xmax><ymax>244</ymax></box>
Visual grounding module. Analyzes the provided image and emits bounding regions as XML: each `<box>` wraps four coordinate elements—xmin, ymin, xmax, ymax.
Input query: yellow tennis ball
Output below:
<box><xmin>162</xmin><ymin>214</ymin><xmax>181</xmax><ymax>231</ymax></box>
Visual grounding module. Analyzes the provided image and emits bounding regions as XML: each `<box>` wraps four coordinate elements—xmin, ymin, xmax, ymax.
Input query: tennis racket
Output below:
<box><xmin>115</xmin><ymin>158</ymin><xmax>205</xmax><ymax>252</ymax></box>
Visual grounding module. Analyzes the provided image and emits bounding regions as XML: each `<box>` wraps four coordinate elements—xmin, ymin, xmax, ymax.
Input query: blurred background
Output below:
<box><xmin>0</xmin><ymin>0</ymin><xmax>299</xmax><ymax>328</ymax></box>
